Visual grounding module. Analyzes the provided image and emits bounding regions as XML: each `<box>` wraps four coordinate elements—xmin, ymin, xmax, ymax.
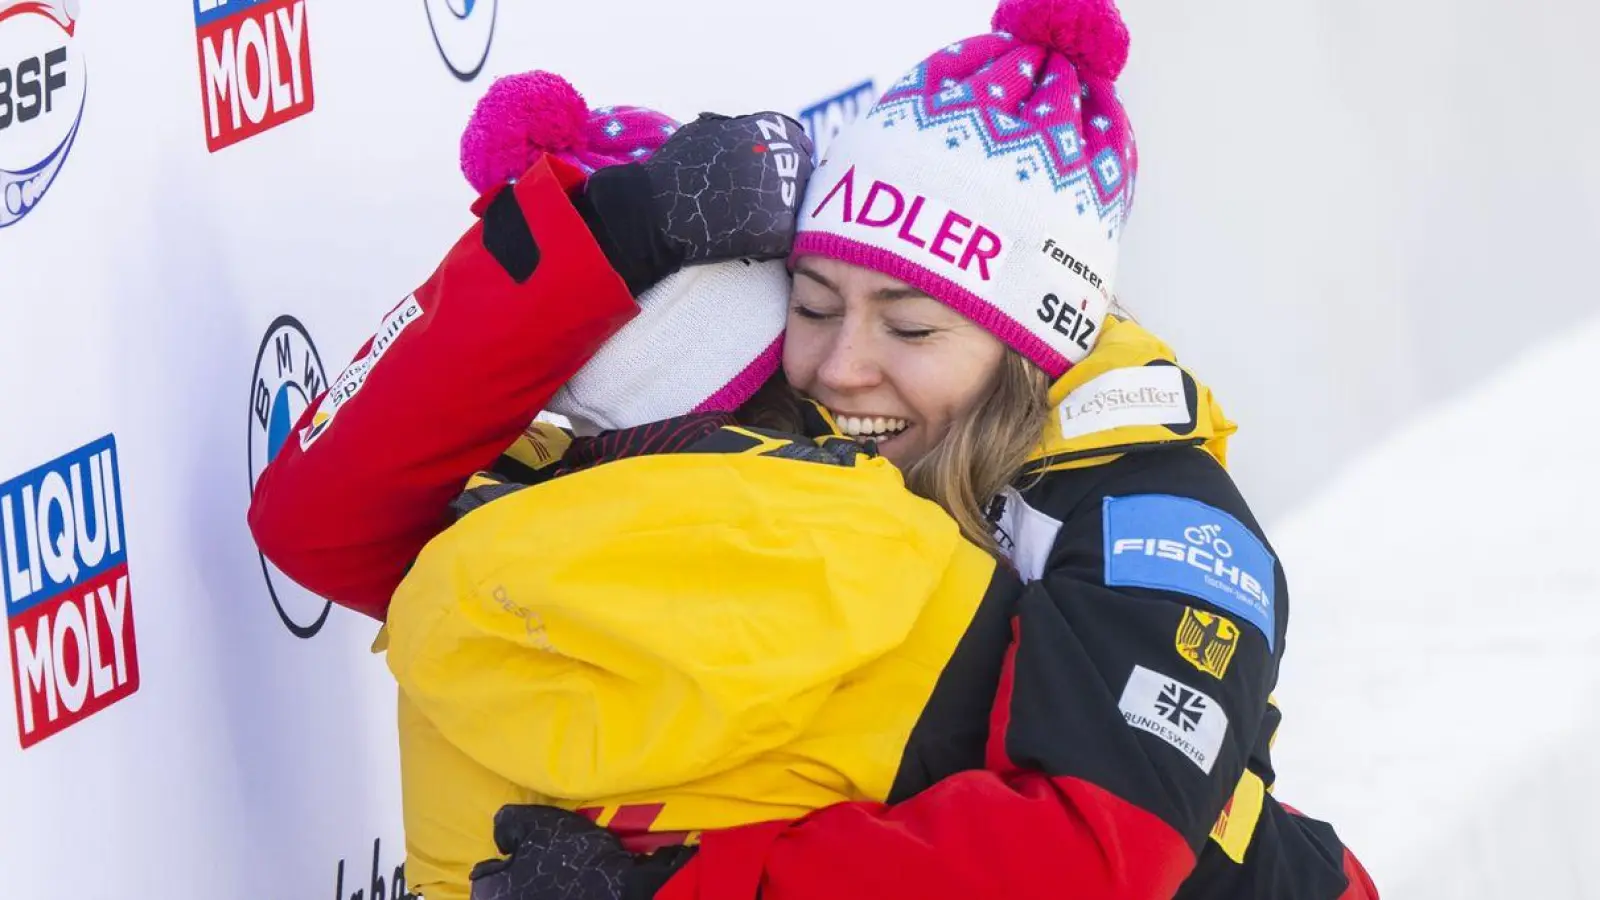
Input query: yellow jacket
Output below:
<box><xmin>384</xmin><ymin>317</ymin><xmax>1251</xmax><ymax>900</ymax></box>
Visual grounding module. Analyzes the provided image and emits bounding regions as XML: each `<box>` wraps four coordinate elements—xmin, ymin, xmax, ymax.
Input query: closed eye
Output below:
<box><xmin>889</xmin><ymin>326</ymin><xmax>937</xmax><ymax>340</ymax></box>
<box><xmin>791</xmin><ymin>304</ymin><xmax>836</xmax><ymax>321</ymax></box>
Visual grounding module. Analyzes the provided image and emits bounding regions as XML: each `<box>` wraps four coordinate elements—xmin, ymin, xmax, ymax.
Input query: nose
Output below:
<box><xmin>815</xmin><ymin>321</ymin><xmax>883</xmax><ymax>393</ymax></box>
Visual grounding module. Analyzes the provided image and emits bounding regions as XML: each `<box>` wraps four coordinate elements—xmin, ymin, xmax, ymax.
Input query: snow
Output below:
<box><xmin>1267</xmin><ymin>314</ymin><xmax>1600</xmax><ymax>899</ymax></box>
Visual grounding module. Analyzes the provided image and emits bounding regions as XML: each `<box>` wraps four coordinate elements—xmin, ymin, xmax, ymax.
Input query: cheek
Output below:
<box><xmin>780</xmin><ymin>327</ymin><xmax>820</xmax><ymax>390</ymax></box>
<box><xmin>896</xmin><ymin>345</ymin><xmax>1002</xmax><ymax>424</ymax></box>
<box><xmin>893</xmin><ymin>357</ymin><xmax>964</xmax><ymax>424</ymax></box>
<box><xmin>954</xmin><ymin>352</ymin><xmax>1005</xmax><ymax>412</ymax></box>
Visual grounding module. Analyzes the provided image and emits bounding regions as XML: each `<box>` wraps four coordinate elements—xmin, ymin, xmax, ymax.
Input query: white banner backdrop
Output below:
<box><xmin>0</xmin><ymin>0</ymin><xmax>1595</xmax><ymax>897</ymax></box>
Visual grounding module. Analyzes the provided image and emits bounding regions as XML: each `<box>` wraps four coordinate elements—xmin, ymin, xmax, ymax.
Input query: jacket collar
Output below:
<box><xmin>1022</xmin><ymin>316</ymin><xmax>1237</xmax><ymax>476</ymax></box>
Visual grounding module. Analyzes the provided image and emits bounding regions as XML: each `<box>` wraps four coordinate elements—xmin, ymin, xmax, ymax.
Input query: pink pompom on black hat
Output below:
<box><xmin>459</xmin><ymin>70</ymin><xmax>681</xmax><ymax>194</ymax></box>
<box><xmin>455</xmin><ymin>70</ymin><xmax>788</xmax><ymax>431</ymax></box>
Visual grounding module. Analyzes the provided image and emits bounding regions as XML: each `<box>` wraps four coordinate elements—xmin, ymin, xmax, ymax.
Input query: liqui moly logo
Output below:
<box><xmin>804</xmin><ymin>164</ymin><xmax>1009</xmax><ymax>288</ymax></box>
<box><xmin>1</xmin><ymin>434</ymin><xmax>140</xmax><ymax>748</ymax></box>
<box><xmin>193</xmin><ymin>0</ymin><xmax>314</xmax><ymax>152</ymax></box>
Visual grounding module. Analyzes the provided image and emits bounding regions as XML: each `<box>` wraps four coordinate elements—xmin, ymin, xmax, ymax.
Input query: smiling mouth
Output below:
<box><xmin>829</xmin><ymin>413</ymin><xmax>911</xmax><ymax>444</ymax></box>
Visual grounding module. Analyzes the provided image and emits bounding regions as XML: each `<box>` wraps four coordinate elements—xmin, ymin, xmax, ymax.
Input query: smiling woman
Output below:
<box><xmin>786</xmin><ymin>258</ymin><xmax>1009</xmax><ymax>448</ymax></box>
<box><xmin>783</xmin><ymin>255</ymin><xmax>1050</xmax><ymax>555</ymax></box>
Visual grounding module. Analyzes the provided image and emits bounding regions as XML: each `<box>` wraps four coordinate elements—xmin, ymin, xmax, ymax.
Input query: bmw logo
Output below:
<box><xmin>248</xmin><ymin>315</ymin><xmax>333</xmax><ymax>638</ymax></box>
<box><xmin>423</xmin><ymin>0</ymin><xmax>497</xmax><ymax>81</ymax></box>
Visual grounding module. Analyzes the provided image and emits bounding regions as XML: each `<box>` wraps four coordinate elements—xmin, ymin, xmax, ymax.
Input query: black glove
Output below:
<box><xmin>468</xmin><ymin>805</ymin><xmax>696</xmax><ymax>900</ymax></box>
<box><xmin>576</xmin><ymin>111</ymin><xmax>816</xmax><ymax>295</ymax></box>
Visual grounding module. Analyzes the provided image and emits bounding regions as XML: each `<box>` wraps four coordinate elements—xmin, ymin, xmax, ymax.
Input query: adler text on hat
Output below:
<box><xmin>807</xmin><ymin>164</ymin><xmax>1009</xmax><ymax>288</ymax></box>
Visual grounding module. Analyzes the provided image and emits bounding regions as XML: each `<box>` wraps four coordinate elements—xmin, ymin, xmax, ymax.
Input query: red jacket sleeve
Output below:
<box><xmin>660</xmin><ymin>769</ymin><xmax>1192</xmax><ymax>900</ymax></box>
<box><xmin>658</xmin><ymin>449</ymin><xmax>1286</xmax><ymax>900</ymax></box>
<box><xmin>247</xmin><ymin>155</ymin><xmax>639</xmax><ymax>621</ymax></box>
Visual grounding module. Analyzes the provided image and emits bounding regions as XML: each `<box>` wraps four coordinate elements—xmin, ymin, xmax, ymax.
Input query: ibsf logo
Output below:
<box><xmin>194</xmin><ymin>0</ymin><xmax>315</xmax><ymax>153</ymax></box>
<box><xmin>798</xmin><ymin>79</ymin><xmax>874</xmax><ymax>163</ymax></box>
<box><xmin>1</xmin><ymin>435</ymin><xmax>140</xmax><ymax>749</ymax></box>
<box><xmin>0</xmin><ymin>0</ymin><xmax>86</xmax><ymax>229</ymax></box>
<box><xmin>423</xmin><ymin>0</ymin><xmax>496</xmax><ymax>82</ymax></box>
<box><xmin>248</xmin><ymin>315</ymin><xmax>331</xmax><ymax>638</ymax></box>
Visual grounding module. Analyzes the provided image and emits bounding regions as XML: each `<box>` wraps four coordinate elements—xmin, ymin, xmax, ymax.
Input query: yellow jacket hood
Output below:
<box><xmin>386</xmin><ymin>447</ymin><xmax>994</xmax><ymax>802</ymax></box>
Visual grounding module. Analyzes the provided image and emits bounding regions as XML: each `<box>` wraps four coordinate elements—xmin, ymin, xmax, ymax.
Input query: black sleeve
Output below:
<box><xmin>995</xmin><ymin>446</ymin><xmax>1286</xmax><ymax>854</ymax></box>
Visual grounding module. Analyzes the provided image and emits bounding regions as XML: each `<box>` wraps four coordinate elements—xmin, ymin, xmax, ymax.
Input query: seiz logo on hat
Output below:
<box><xmin>1035</xmin><ymin>293</ymin><xmax>1098</xmax><ymax>353</ymax></box>
<box><xmin>806</xmin><ymin>164</ymin><xmax>1008</xmax><ymax>287</ymax></box>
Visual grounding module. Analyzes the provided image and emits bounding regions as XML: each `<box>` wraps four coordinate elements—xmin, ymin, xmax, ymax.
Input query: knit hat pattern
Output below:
<box><xmin>793</xmin><ymin>0</ymin><xmax>1137</xmax><ymax>377</ymax></box>
<box><xmin>460</xmin><ymin>70</ymin><xmax>683</xmax><ymax>193</ymax></box>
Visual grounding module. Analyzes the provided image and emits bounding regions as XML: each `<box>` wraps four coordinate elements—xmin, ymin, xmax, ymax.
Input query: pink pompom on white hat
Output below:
<box><xmin>460</xmin><ymin>71</ymin><xmax>788</xmax><ymax>434</ymax></box>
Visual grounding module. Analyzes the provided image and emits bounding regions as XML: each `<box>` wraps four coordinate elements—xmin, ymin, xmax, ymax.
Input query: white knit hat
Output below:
<box><xmin>457</xmin><ymin>70</ymin><xmax>789</xmax><ymax>435</ymax></box>
<box><xmin>546</xmin><ymin>259</ymin><xmax>788</xmax><ymax>435</ymax></box>
<box><xmin>792</xmin><ymin>0</ymin><xmax>1137</xmax><ymax>378</ymax></box>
